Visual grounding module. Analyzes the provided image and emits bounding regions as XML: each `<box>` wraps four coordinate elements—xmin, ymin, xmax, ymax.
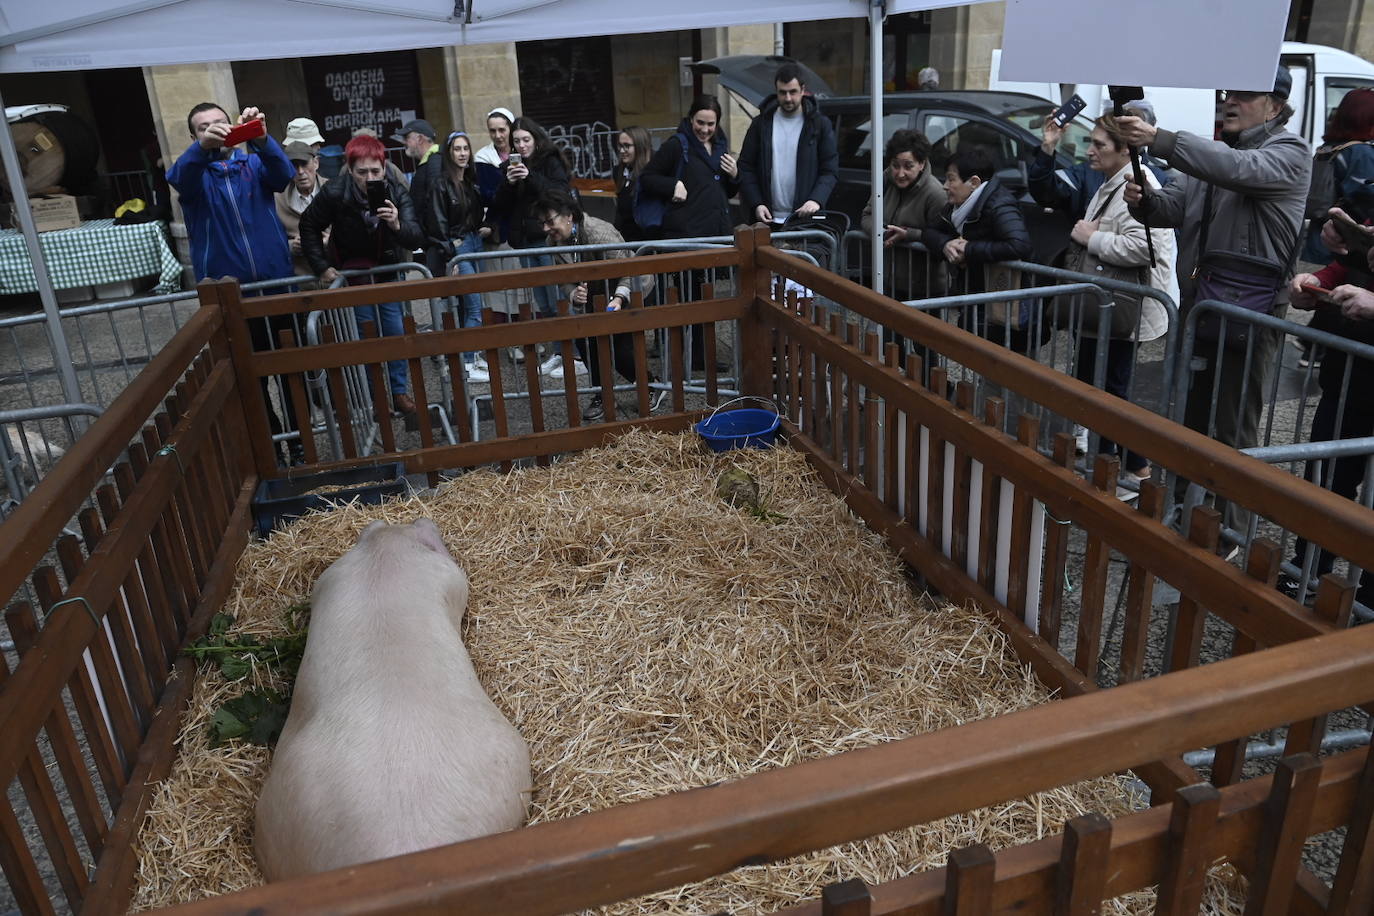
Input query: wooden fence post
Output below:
<box><xmin>736</xmin><ymin>224</ymin><xmax>774</xmax><ymax>399</ymax></box>
<box><xmin>213</xmin><ymin>278</ymin><xmax>278</xmax><ymax>478</ymax></box>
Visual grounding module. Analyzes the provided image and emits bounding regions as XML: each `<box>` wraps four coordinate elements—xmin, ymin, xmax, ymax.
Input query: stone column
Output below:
<box><xmin>446</xmin><ymin>42</ymin><xmax>523</xmax><ymax>134</ymax></box>
<box><xmin>143</xmin><ymin>62</ymin><xmax>239</xmax><ymax>272</ymax></box>
<box><xmin>714</xmin><ymin>24</ymin><xmax>776</xmax><ymax>154</ymax></box>
<box><xmin>962</xmin><ymin>1</ymin><xmax>1006</xmax><ymax>91</ymax></box>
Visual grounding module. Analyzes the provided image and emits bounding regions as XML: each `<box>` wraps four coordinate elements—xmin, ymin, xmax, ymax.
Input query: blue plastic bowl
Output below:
<box><xmin>695</xmin><ymin>407</ymin><xmax>781</xmax><ymax>452</ymax></box>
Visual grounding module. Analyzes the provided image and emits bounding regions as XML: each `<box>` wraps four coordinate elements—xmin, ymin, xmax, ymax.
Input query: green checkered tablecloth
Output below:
<box><xmin>0</xmin><ymin>218</ymin><xmax>183</xmax><ymax>295</ymax></box>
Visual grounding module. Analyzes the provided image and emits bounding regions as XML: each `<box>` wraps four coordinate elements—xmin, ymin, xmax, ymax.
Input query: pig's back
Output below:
<box><xmin>256</xmin><ymin>691</ymin><xmax>530</xmax><ymax>879</ymax></box>
<box><xmin>255</xmin><ymin>551</ymin><xmax>531</xmax><ymax>881</ymax></box>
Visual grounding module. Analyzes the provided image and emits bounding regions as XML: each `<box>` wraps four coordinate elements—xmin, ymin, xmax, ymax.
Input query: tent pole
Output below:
<box><xmin>869</xmin><ymin>0</ymin><xmax>884</xmax><ymax>294</ymax></box>
<box><xmin>0</xmin><ymin>87</ymin><xmax>87</xmax><ymax>418</ymax></box>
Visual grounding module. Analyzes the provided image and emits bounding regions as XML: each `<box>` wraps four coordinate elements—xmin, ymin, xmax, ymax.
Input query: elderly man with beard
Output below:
<box><xmin>1121</xmin><ymin>67</ymin><xmax>1310</xmax><ymax>544</ymax></box>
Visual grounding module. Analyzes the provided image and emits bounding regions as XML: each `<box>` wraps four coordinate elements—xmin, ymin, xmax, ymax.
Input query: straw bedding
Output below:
<box><xmin>129</xmin><ymin>429</ymin><xmax>1243</xmax><ymax>914</ymax></box>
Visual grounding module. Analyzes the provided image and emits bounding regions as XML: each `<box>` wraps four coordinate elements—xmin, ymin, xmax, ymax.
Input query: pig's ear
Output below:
<box><xmin>359</xmin><ymin>520</ymin><xmax>387</xmax><ymax>539</ymax></box>
<box><xmin>411</xmin><ymin>518</ymin><xmax>450</xmax><ymax>556</ymax></box>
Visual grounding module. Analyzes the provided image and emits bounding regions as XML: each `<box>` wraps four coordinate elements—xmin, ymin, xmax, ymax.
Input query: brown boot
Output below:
<box><xmin>392</xmin><ymin>393</ymin><xmax>417</xmax><ymax>414</ymax></box>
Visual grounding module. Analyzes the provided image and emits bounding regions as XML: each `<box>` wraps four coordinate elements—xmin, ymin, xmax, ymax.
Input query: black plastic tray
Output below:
<box><xmin>252</xmin><ymin>462</ymin><xmax>407</xmax><ymax>536</ymax></box>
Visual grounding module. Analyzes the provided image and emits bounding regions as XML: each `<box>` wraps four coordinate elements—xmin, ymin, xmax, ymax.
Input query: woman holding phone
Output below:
<box><xmin>639</xmin><ymin>94</ymin><xmax>738</xmax><ymax>370</ymax></box>
<box><xmin>299</xmin><ymin>134</ymin><xmax>424</xmax><ymax>415</ymax></box>
<box><xmin>488</xmin><ymin>116</ymin><xmax>572</xmax><ymax>372</ymax></box>
<box><xmin>860</xmin><ymin>129</ymin><xmax>945</xmax><ymax>300</ymax></box>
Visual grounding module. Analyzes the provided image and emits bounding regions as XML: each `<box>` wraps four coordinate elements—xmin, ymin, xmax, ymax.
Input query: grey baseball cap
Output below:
<box><xmin>283</xmin><ymin>140</ymin><xmax>316</xmax><ymax>162</ymax></box>
<box><xmin>392</xmin><ymin>118</ymin><xmax>436</xmax><ymax>143</ymax></box>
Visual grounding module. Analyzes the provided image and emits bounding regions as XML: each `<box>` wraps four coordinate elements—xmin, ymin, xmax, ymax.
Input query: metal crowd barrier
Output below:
<box><xmin>302</xmin><ymin>262</ymin><xmax>449</xmax><ymax>461</ymax></box>
<box><xmin>0</xmin><ymin>402</ymin><xmax>103</xmax><ymax>520</ymax></box>
<box><xmin>0</xmin><ymin>273</ymin><xmax>319</xmax><ymax>415</ymax></box>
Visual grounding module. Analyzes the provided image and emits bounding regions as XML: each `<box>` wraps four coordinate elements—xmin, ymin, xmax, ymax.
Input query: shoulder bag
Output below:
<box><xmin>1052</xmin><ymin>184</ymin><xmax>1150</xmax><ymax>338</ymax></box>
<box><xmin>1192</xmin><ymin>182</ymin><xmax>1293</xmax><ymax>351</ymax></box>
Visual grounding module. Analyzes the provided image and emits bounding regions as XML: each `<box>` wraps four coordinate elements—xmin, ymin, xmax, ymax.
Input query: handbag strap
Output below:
<box><xmin>1090</xmin><ymin>183</ymin><xmax>1122</xmax><ymax>222</ymax></box>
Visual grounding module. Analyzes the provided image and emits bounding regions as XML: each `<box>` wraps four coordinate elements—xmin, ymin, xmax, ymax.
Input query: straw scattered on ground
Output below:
<box><xmin>130</xmin><ymin>429</ymin><xmax>1242</xmax><ymax>914</ymax></box>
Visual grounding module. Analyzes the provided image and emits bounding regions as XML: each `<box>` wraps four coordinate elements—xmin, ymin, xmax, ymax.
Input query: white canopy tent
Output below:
<box><xmin>1</xmin><ymin>0</ymin><xmax>994</xmax><ymax>410</ymax></box>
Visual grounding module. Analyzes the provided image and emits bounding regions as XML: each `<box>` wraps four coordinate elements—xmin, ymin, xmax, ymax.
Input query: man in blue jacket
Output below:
<box><xmin>167</xmin><ymin>102</ymin><xmax>295</xmax><ymax>284</ymax></box>
<box><xmin>168</xmin><ymin>102</ymin><xmax>301</xmax><ymax>463</ymax></box>
<box><xmin>738</xmin><ymin>62</ymin><xmax>839</xmax><ymax>225</ymax></box>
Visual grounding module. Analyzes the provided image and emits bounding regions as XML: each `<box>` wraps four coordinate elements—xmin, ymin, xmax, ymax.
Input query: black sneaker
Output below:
<box><xmin>583</xmin><ymin>394</ymin><xmax>604</xmax><ymax>422</ymax></box>
<box><xmin>1277</xmin><ymin>572</ymin><xmax>1307</xmax><ymax>602</ymax></box>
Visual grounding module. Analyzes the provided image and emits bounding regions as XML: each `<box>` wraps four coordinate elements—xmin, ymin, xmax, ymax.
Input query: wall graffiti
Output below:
<box><xmin>547</xmin><ymin>121</ymin><xmax>617</xmax><ymax>179</ymax></box>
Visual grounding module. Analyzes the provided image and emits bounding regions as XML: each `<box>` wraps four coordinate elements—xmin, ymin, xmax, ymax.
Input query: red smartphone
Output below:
<box><xmin>1302</xmin><ymin>283</ymin><xmax>1338</xmax><ymax>304</ymax></box>
<box><xmin>221</xmin><ymin>118</ymin><xmax>265</xmax><ymax>148</ymax></box>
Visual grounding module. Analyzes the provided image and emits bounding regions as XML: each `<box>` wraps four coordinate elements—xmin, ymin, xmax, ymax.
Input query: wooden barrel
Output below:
<box><xmin>2</xmin><ymin>110</ymin><xmax>100</xmax><ymax>196</ymax></box>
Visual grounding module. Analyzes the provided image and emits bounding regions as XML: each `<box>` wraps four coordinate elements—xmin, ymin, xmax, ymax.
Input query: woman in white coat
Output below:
<box><xmin>1069</xmin><ymin>114</ymin><xmax>1176</xmax><ymax>483</ymax></box>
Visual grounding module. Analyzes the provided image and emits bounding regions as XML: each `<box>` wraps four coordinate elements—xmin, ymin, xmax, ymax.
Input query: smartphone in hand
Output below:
<box><xmin>1302</xmin><ymin>283</ymin><xmax>1340</xmax><ymax>305</ymax></box>
<box><xmin>1050</xmin><ymin>94</ymin><xmax>1087</xmax><ymax>128</ymax></box>
<box><xmin>365</xmin><ymin>179</ymin><xmax>388</xmax><ymax>214</ymax></box>
<box><xmin>222</xmin><ymin>118</ymin><xmax>265</xmax><ymax>147</ymax></box>
<box><xmin>1330</xmin><ymin>209</ymin><xmax>1374</xmax><ymax>253</ymax></box>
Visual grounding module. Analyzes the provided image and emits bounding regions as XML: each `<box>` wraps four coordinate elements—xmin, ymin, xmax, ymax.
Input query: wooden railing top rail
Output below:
<box><xmin>229</xmin><ymin>246</ymin><xmax>743</xmax><ymax>318</ymax></box>
<box><xmin>159</xmin><ymin>622</ymin><xmax>1374</xmax><ymax>916</ymax></box>
<box><xmin>243</xmin><ymin>297</ymin><xmax>746</xmax><ymax>377</ymax></box>
<box><xmin>757</xmin><ymin>302</ymin><xmax>1331</xmax><ymax>650</ymax></box>
<box><xmin>775</xmin><ymin>749</ymin><xmax>1369</xmax><ymax>916</ymax></box>
<box><xmin>0</xmin><ymin>359</ymin><xmax>240</xmax><ymax>792</ymax></box>
<box><xmin>752</xmin><ymin>240</ymin><xmax>1374</xmax><ymax>577</ymax></box>
<box><xmin>0</xmin><ymin>304</ymin><xmax>223</xmax><ymax>607</ymax></box>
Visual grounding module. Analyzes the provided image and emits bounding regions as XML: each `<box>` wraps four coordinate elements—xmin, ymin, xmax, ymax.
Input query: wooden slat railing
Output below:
<box><xmin>0</xmin><ymin>295</ymin><xmax>255</xmax><ymax>914</ymax></box>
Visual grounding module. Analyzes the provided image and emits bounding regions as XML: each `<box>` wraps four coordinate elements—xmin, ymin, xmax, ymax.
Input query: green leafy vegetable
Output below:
<box><xmin>186</xmin><ymin>607</ymin><xmax>310</xmax><ymax>748</ymax></box>
<box><xmin>208</xmin><ymin>689</ymin><xmax>290</xmax><ymax>747</ymax></box>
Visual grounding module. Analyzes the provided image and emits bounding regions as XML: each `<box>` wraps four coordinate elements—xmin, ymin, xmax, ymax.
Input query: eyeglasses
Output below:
<box><xmin>1220</xmin><ymin>90</ymin><xmax>1265</xmax><ymax>102</ymax></box>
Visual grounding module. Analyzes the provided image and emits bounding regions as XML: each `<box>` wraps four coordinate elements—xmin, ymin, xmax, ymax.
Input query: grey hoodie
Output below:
<box><xmin>1129</xmin><ymin>117</ymin><xmax>1310</xmax><ymax>307</ymax></box>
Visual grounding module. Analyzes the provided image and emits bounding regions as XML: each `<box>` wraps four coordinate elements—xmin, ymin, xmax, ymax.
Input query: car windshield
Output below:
<box><xmin>999</xmin><ymin>102</ymin><xmax>1094</xmax><ymax>164</ymax></box>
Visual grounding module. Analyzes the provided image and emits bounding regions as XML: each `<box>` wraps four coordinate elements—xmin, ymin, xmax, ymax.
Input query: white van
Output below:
<box><xmin>990</xmin><ymin>42</ymin><xmax>1374</xmax><ymax>150</ymax></box>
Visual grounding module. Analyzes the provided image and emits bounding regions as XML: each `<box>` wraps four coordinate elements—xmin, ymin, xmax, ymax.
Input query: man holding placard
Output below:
<box><xmin>1121</xmin><ymin>67</ymin><xmax>1309</xmax><ymax>540</ymax></box>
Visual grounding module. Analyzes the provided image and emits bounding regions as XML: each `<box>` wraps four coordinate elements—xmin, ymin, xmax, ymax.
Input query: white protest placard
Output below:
<box><xmin>998</xmin><ymin>0</ymin><xmax>1291</xmax><ymax>91</ymax></box>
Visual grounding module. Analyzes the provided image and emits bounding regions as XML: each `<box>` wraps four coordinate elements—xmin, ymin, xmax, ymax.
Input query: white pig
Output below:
<box><xmin>254</xmin><ymin>517</ymin><xmax>532</xmax><ymax>880</ymax></box>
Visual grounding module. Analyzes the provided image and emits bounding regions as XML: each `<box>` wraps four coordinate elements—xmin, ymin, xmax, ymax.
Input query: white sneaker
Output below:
<box><xmin>508</xmin><ymin>346</ymin><xmax>525</xmax><ymax>364</ymax></box>
<box><xmin>464</xmin><ymin>365</ymin><xmax>490</xmax><ymax>383</ymax></box>
<box><xmin>538</xmin><ymin>353</ymin><xmax>564</xmax><ymax>375</ymax></box>
<box><xmin>547</xmin><ymin>359</ymin><xmax>587</xmax><ymax>380</ymax></box>
<box><xmin>1073</xmin><ymin>424</ymin><xmax>1089</xmax><ymax>455</ymax></box>
<box><xmin>474</xmin><ymin>355</ymin><xmax>488</xmax><ymax>371</ymax></box>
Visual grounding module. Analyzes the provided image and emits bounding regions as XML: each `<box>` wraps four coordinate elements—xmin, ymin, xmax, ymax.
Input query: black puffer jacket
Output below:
<box><xmin>298</xmin><ymin>173</ymin><xmax>424</xmax><ymax>273</ymax></box>
<box><xmin>737</xmin><ymin>94</ymin><xmax>839</xmax><ymax>217</ymax></box>
<box><xmin>923</xmin><ymin>176</ymin><xmax>1032</xmax><ymax>266</ymax></box>
<box><xmin>639</xmin><ymin>126</ymin><xmax>738</xmax><ymax>240</ymax></box>
<box><xmin>489</xmin><ymin>150</ymin><xmax>571</xmax><ymax>249</ymax></box>
<box><xmin>422</xmin><ymin>172</ymin><xmax>485</xmax><ymax>256</ymax></box>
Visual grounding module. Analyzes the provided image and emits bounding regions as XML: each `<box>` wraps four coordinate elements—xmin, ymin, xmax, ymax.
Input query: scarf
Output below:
<box><xmin>951</xmin><ymin>182</ymin><xmax>987</xmax><ymax>234</ymax></box>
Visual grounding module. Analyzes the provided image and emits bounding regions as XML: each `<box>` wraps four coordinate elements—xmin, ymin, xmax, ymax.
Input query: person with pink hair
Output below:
<box><xmin>299</xmin><ymin>134</ymin><xmax>425</xmax><ymax>416</ymax></box>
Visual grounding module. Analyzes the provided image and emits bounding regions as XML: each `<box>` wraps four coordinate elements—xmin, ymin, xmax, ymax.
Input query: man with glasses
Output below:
<box><xmin>1120</xmin><ymin>68</ymin><xmax>1310</xmax><ymax>545</ymax></box>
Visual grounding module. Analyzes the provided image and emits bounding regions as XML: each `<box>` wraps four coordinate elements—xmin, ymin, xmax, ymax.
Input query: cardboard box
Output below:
<box><xmin>10</xmin><ymin>194</ymin><xmax>80</xmax><ymax>232</ymax></box>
